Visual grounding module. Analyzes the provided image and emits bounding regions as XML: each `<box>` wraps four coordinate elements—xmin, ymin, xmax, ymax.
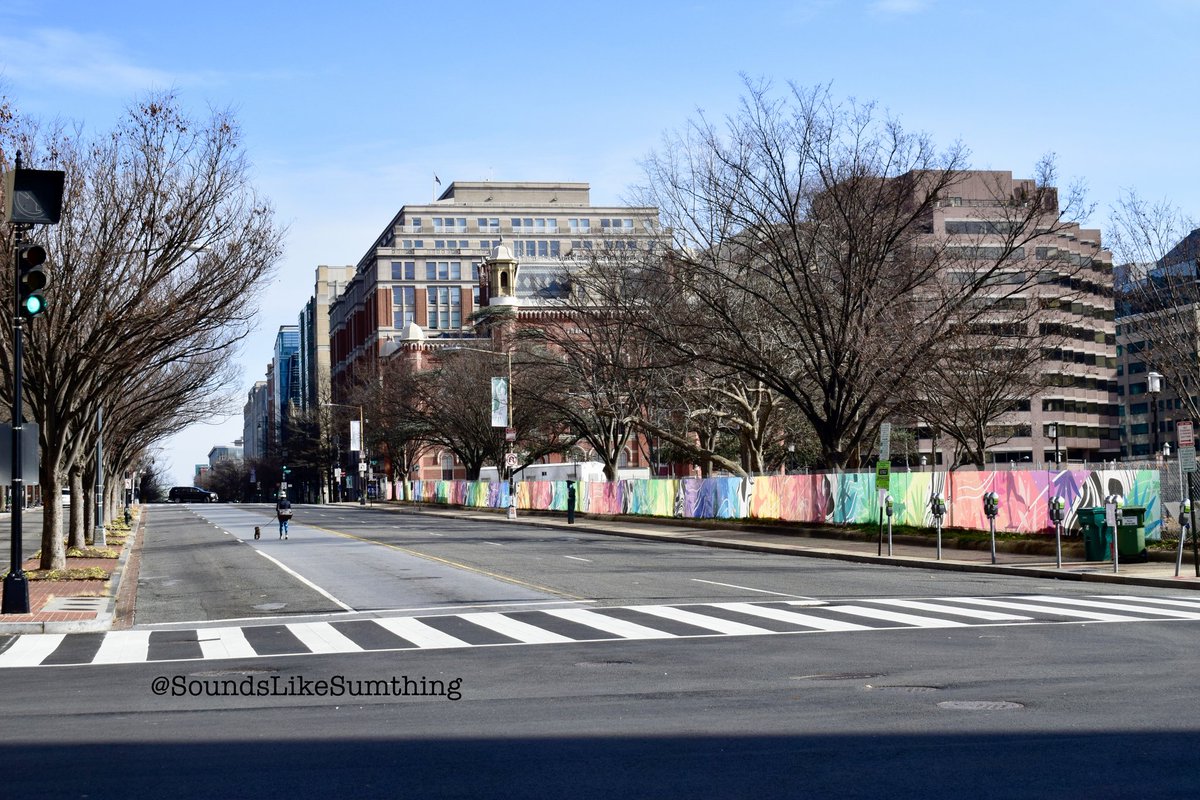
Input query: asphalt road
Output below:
<box><xmin>2</xmin><ymin>503</ymin><xmax>1199</xmax><ymax>799</ymax></box>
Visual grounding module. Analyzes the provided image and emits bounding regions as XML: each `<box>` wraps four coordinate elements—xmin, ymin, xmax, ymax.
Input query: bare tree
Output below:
<box><xmin>634</xmin><ymin>79</ymin><xmax>1089</xmax><ymax>470</ymax></box>
<box><xmin>0</xmin><ymin>92</ymin><xmax>284</xmax><ymax>568</ymax></box>
<box><xmin>1108</xmin><ymin>191</ymin><xmax>1200</xmax><ymax>423</ymax></box>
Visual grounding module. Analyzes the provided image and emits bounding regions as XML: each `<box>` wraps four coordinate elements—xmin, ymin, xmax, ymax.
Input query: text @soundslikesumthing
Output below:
<box><xmin>151</xmin><ymin>674</ymin><xmax>463</xmax><ymax>701</ymax></box>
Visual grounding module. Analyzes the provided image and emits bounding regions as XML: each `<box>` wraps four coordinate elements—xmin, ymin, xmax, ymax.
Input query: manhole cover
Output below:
<box><xmin>865</xmin><ymin>685</ymin><xmax>941</xmax><ymax>693</ymax></box>
<box><xmin>938</xmin><ymin>700</ymin><xmax>1024</xmax><ymax>711</ymax></box>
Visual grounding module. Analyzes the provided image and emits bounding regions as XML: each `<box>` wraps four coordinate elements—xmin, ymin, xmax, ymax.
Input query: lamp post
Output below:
<box><xmin>1148</xmin><ymin>371</ymin><xmax>1163</xmax><ymax>460</ymax></box>
<box><xmin>447</xmin><ymin>345</ymin><xmax>516</xmax><ymax>519</ymax></box>
<box><xmin>325</xmin><ymin>402</ymin><xmax>365</xmax><ymax>506</ymax></box>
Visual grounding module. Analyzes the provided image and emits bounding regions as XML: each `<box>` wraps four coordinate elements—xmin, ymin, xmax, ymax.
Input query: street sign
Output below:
<box><xmin>879</xmin><ymin>423</ymin><xmax>892</xmax><ymax>461</ymax></box>
<box><xmin>505</xmin><ymin>427</ymin><xmax>516</xmax><ymax>442</ymax></box>
<box><xmin>1179</xmin><ymin>421</ymin><xmax>1194</xmax><ymax>449</ymax></box>
<box><xmin>1181</xmin><ymin>446</ymin><xmax>1197</xmax><ymax>474</ymax></box>
<box><xmin>875</xmin><ymin>460</ymin><xmax>891</xmax><ymax>491</ymax></box>
<box><xmin>505</xmin><ymin>452</ymin><xmax>518</xmax><ymax>468</ymax></box>
<box><xmin>358</xmin><ymin>461</ymin><xmax>367</xmax><ymax>473</ymax></box>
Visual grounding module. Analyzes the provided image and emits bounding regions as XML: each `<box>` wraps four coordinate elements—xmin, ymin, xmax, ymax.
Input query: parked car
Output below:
<box><xmin>62</xmin><ymin>489</ymin><xmax>71</xmax><ymax>507</ymax></box>
<box><xmin>168</xmin><ymin>486</ymin><xmax>218</xmax><ymax>503</ymax></box>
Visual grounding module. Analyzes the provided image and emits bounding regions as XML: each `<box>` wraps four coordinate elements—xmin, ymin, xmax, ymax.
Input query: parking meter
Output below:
<box><xmin>1050</xmin><ymin>495</ymin><xmax>1066</xmax><ymax>568</ymax></box>
<box><xmin>885</xmin><ymin>495</ymin><xmax>894</xmax><ymax>517</ymax></box>
<box><xmin>930</xmin><ymin>492</ymin><xmax>946</xmax><ymax>560</ymax></box>
<box><xmin>931</xmin><ymin>493</ymin><xmax>947</xmax><ymax>519</ymax></box>
<box><xmin>983</xmin><ymin>491</ymin><xmax>1000</xmax><ymax>564</ymax></box>
<box><xmin>983</xmin><ymin>492</ymin><xmax>1000</xmax><ymax>519</ymax></box>
<box><xmin>1176</xmin><ymin>499</ymin><xmax>1194</xmax><ymax>577</ymax></box>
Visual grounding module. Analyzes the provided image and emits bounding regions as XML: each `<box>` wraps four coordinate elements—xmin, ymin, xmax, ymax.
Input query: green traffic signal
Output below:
<box><xmin>17</xmin><ymin>242</ymin><xmax>49</xmax><ymax>319</ymax></box>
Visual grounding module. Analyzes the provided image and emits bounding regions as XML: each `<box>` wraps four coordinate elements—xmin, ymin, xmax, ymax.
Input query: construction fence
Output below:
<box><xmin>407</xmin><ymin>465</ymin><xmax>1174</xmax><ymax>540</ymax></box>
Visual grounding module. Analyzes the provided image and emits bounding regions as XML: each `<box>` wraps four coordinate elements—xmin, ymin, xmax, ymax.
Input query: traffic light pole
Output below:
<box><xmin>3</xmin><ymin>224</ymin><xmax>31</xmax><ymax>614</ymax></box>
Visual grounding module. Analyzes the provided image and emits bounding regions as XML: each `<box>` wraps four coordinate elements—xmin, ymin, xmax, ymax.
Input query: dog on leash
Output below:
<box><xmin>254</xmin><ymin>526</ymin><xmax>261</xmax><ymax>540</ymax></box>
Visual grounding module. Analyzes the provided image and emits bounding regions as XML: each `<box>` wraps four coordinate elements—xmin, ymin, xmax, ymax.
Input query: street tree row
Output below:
<box><xmin>0</xmin><ymin>92</ymin><xmax>284</xmax><ymax>569</ymax></box>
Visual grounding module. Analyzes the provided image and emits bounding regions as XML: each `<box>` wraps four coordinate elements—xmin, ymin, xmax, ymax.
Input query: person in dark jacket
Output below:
<box><xmin>276</xmin><ymin>496</ymin><xmax>292</xmax><ymax>539</ymax></box>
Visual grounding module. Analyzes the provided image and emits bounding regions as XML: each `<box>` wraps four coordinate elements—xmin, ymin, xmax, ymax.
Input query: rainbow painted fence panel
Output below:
<box><xmin>407</xmin><ymin>468</ymin><xmax>1161</xmax><ymax>539</ymax></box>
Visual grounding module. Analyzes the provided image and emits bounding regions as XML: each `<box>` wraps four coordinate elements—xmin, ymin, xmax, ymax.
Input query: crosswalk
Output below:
<box><xmin>2</xmin><ymin>593</ymin><xmax>1198</xmax><ymax>668</ymax></box>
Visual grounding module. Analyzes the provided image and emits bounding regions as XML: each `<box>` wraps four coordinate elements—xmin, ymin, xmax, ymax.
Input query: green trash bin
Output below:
<box><xmin>1076</xmin><ymin>507</ymin><xmax>1111</xmax><ymax>561</ymax></box>
<box><xmin>1116</xmin><ymin>506</ymin><xmax>1149</xmax><ymax>561</ymax></box>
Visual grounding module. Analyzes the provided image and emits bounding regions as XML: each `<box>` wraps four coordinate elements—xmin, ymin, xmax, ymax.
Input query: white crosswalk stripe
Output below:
<box><xmin>1</xmin><ymin>593</ymin><xmax>1197</xmax><ymax>668</ymax></box>
<box><xmin>287</xmin><ymin>622</ymin><xmax>363</xmax><ymax>654</ymax></box>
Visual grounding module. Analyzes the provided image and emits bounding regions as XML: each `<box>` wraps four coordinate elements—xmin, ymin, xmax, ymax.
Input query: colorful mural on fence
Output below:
<box><xmin>408</xmin><ymin>468</ymin><xmax>1162</xmax><ymax>539</ymax></box>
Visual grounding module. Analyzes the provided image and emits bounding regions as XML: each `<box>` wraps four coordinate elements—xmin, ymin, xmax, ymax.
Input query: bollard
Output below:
<box><xmin>884</xmin><ymin>494</ymin><xmax>894</xmax><ymax>557</ymax></box>
<box><xmin>566</xmin><ymin>480</ymin><xmax>576</xmax><ymax>525</ymax></box>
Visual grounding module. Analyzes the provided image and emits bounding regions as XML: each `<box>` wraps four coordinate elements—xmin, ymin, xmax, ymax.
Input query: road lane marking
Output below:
<box><xmin>564</xmin><ymin>556</ymin><xmax>592</xmax><ymax>562</ymax></box>
<box><xmin>864</xmin><ymin>599</ymin><xmax>1030</xmax><ymax>621</ymax></box>
<box><xmin>92</xmin><ymin>630</ymin><xmax>152</xmax><ymax>664</ymax></box>
<box><xmin>1103</xmin><ymin>595</ymin><xmax>1200</xmax><ymax>610</ymax></box>
<box><xmin>944</xmin><ymin>597</ymin><xmax>1147</xmax><ymax>622</ymax></box>
<box><xmin>196</xmin><ymin>627</ymin><xmax>258</xmax><ymax>660</ymax></box>
<box><xmin>375</xmin><ymin>617</ymin><xmax>471</xmax><ymax>648</ymax></box>
<box><xmin>249</xmin><ymin>547</ymin><xmax>354</xmax><ymax>612</ymax></box>
<box><xmin>716</xmin><ymin>603</ymin><xmax>872</xmax><ymax>632</ymax></box>
<box><xmin>460</xmin><ymin>612</ymin><xmax>574</xmax><ymax>644</ymax></box>
<box><xmin>484</xmin><ymin>542</ymin><xmax>504</xmax><ymax>547</ymax></box>
<box><xmin>0</xmin><ymin>634</ymin><xmax>66</xmax><ymax>667</ymax></box>
<box><xmin>544</xmin><ymin>608</ymin><xmax>675</xmax><ymax>640</ymax></box>
<box><xmin>631</xmin><ymin>605</ymin><xmax>775</xmax><ymax>636</ymax></box>
<box><xmin>1024</xmin><ymin>595</ymin><xmax>1200</xmax><ymax>619</ymax></box>
<box><xmin>286</xmin><ymin>622</ymin><xmax>363</xmax><ymax>654</ymax></box>
<box><xmin>824</xmin><ymin>605</ymin><xmax>968</xmax><ymax>628</ymax></box>
<box><xmin>691</xmin><ymin>579</ymin><xmax>816</xmax><ymax>599</ymax></box>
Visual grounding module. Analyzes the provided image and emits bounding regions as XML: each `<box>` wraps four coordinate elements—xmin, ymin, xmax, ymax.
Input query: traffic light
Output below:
<box><xmin>16</xmin><ymin>242</ymin><xmax>49</xmax><ymax>319</ymax></box>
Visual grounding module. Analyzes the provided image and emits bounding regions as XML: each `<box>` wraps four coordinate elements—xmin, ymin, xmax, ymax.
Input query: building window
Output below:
<box><xmin>440</xmin><ymin>453</ymin><xmax>455</xmax><ymax>480</ymax></box>
<box><xmin>392</xmin><ymin>286</ymin><xmax>415</xmax><ymax>328</ymax></box>
<box><xmin>569</xmin><ymin>218</ymin><xmax>590</xmax><ymax>233</ymax></box>
<box><xmin>401</xmin><ymin>239</ymin><xmax>424</xmax><ymax>249</ymax></box>
<box><xmin>391</xmin><ymin>261</ymin><xmax>415</xmax><ymax>281</ymax></box>
<box><xmin>477</xmin><ymin>217</ymin><xmax>500</xmax><ymax>233</ymax></box>
<box><xmin>433</xmin><ymin>217</ymin><xmax>467</xmax><ymax>233</ymax></box>
<box><xmin>514</xmin><ymin>240</ymin><xmax>560</xmax><ymax>258</ymax></box>
<box><xmin>425</xmin><ymin>261</ymin><xmax>463</xmax><ymax>281</ymax></box>
<box><xmin>600</xmin><ymin>218</ymin><xmax>634</xmax><ymax>231</ymax></box>
<box><xmin>426</xmin><ymin>286</ymin><xmax>462</xmax><ymax>329</ymax></box>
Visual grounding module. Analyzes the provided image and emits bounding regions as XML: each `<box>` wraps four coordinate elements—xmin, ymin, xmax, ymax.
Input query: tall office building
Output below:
<box><xmin>328</xmin><ymin>181</ymin><xmax>661</xmax><ymax>390</ymax></box>
<box><xmin>911</xmin><ymin>170</ymin><xmax>1118</xmax><ymax>465</ymax></box>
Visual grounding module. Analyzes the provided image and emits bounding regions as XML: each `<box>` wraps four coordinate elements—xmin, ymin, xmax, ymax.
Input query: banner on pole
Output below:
<box><xmin>350</xmin><ymin>420</ymin><xmax>361</xmax><ymax>452</ymax></box>
<box><xmin>491</xmin><ymin>377</ymin><xmax>509</xmax><ymax>427</ymax></box>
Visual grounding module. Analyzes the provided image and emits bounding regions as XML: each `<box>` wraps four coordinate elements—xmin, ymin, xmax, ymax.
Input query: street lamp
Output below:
<box><xmin>1047</xmin><ymin>422</ymin><xmax>1060</xmax><ymax>467</ymax></box>
<box><xmin>447</xmin><ymin>345</ymin><xmax>516</xmax><ymax>519</ymax></box>
<box><xmin>1148</xmin><ymin>371</ymin><xmax>1164</xmax><ymax>460</ymax></box>
<box><xmin>325</xmin><ymin>402</ymin><xmax>365</xmax><ymax>506</ymax></box>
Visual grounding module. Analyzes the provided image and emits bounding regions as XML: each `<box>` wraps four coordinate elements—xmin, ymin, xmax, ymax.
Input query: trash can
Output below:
<box><xmin>1076</xmin><ymin>507</ymin><xmax>1111</xmax><ymax>561</ymax></box>
<box><xmin>1116</xmin><ymin>506</ymin><xmax>1149</xmax><ymax>561</ymax></box>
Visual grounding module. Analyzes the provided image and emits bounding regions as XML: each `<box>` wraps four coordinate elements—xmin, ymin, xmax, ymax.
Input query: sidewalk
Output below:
<box><xmin>0</xmin><ymin>511</ymin><xmax>140</xmax><ymax>635</ymax></box>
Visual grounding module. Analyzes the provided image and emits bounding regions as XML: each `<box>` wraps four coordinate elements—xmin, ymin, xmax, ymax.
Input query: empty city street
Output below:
<box><xmin>2</xmin><ymin>504</ymin><xmax>1199</xmax><ymax>799</ymax></box>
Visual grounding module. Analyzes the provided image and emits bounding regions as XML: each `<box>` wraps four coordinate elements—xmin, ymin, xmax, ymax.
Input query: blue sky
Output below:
<box><xmin>2</xmin><ymin>0</ymin><xmax>1198</xmax><ymax>484</ymax></box>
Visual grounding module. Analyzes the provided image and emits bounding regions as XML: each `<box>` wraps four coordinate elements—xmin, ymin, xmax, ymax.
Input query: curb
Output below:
<box><xmin>395</xmin><ymin>503</ymin><xmax>1200</xmax><ymax>591</ymax></box>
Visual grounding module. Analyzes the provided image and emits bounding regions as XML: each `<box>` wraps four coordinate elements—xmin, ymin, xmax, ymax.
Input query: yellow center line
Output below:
<box><xmin>304</xmin><ymin>523</ymin><xmax>583</xmax><ymax>601</ymax></box>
